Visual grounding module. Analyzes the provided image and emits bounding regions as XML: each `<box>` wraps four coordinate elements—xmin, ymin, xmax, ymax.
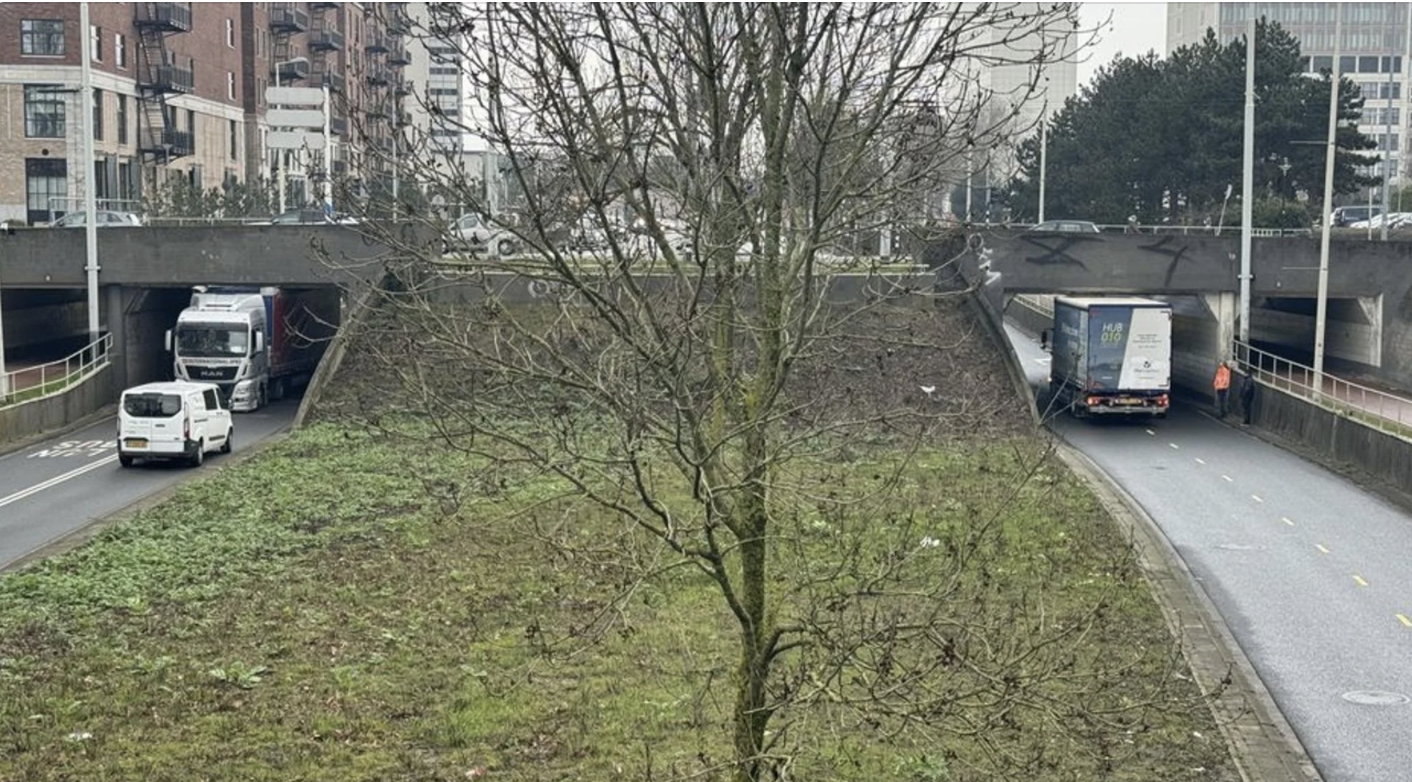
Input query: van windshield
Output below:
<box><xmin>124</xmin><ymin>392</ymin><xmax>182</xmax><ymax>417</ymax></box>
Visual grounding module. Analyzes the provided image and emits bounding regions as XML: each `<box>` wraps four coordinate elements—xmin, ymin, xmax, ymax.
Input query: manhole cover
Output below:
<box><xmin>1342</xmin><ymin>691</ymin><xmax>1409</xmax><ymax>706</ymax></box>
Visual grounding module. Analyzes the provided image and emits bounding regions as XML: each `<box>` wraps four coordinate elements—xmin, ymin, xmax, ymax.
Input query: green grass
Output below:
<box><xmin>0</xmin><ymin>422</ymin><xmax>1235</xmax><ymax>781</ymax></box>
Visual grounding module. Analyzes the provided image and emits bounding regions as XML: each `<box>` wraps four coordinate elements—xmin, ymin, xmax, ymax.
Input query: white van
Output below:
<box><xmin>117</xmin><ymin>381</ymin><xmax>233</xmax><ymax>468</ymax></box>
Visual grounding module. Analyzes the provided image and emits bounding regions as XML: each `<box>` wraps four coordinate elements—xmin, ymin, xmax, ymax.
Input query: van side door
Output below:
<box><xmin>201</xmin><ymin>388</ymin><xmax>228</xmax><ymax>444</ymax></box>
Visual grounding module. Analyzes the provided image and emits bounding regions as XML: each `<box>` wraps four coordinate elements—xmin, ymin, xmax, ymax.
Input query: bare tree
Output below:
<box><xmin>330</xmin><ymin>5</ymin><xmax>1196</xmax><ymax>781</ymax></box>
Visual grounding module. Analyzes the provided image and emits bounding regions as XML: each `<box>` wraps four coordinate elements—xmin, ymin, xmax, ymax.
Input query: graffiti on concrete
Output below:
<box><xmin>1137</xmin><ymin>236</ymin><xmax>1192</xmax><ymax>288</ymax></box>
<box><xmin>1018</xmin><ymin>234</ymin><xmax>1095</xmax><ymax>269</ymax></box>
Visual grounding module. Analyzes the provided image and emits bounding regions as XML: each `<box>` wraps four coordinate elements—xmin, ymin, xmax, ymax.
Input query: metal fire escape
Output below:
<box><xmin>133</xmin><ymin>2</ymin><xmax>194</xmax><ymax>165</ymax></box>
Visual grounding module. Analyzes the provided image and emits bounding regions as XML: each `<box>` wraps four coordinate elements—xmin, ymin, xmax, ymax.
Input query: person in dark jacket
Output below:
<box><xmin>1240</xmin><ymin>372</ymin><xmax>1257</xmax><ymax>426</ymax></box>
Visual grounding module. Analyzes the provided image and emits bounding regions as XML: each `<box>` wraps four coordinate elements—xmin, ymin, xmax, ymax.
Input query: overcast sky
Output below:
<box><xmin>1077</xmin><ymin>2</ymin><xmax>1169</xmax><ymax>89</ymax></box>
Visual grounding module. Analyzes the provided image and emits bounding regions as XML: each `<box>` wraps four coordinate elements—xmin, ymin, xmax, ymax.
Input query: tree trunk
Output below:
<box><xmin>732</xmin><ymin>488</ymin><xmax>772</xmax><ymax>782</ymax></box>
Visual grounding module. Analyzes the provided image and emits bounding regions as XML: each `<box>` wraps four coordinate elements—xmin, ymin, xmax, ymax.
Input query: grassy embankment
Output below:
<box><xmin>0</xmin><ymin>291</ymin><xmax>1235</xmax><ymax>780</ymax></box>
<box><xmin>0</xmin><ymin>418</ymin><xmax>1235</xmax><ymax>780</ymax></box>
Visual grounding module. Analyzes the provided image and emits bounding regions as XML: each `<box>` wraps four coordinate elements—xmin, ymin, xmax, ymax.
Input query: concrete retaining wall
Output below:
<box><xmin>1004</xmin><ymin>296</ymin><xmax>1051</xmax><ymax>336</ymax></box>
<box><xmin>0</xmin><ymin>366</ymin><xmax>115</xmax><ymax>446</ymax></box>
<box><xmin>1254</xmin><ymin>386</ymin><xmax>1412</xmax><ymax>491</ymax></box>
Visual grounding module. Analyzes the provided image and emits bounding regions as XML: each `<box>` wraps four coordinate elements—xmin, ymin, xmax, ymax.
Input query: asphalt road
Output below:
<box><xmin>1005</xmin><ymin>323</ymin><xmax>1412</xmax><ymax>782</ymax></box>
<box><xmin>0</xmin><ymin>399</ymin><xmax>298</xmax><ymax>569</ymax></box>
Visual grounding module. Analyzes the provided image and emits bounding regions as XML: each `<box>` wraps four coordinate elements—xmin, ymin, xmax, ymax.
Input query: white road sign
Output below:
<box><xmin>268</xmin><ymin>130</ymin><xmax>326</xmax><ymax>150</ymax></box>
<box><xmin>265</xmin><ymin>86</ymin><xmax>325</xmax><ymax>106</ymax></box>
<box><xmin>268</xmin><ymin>108</ymin><xmax>326</xmax><ymax>129</ymax></box>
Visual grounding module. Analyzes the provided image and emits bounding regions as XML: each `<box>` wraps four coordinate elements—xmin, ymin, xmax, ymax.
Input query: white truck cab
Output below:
<box><xmin>117</xmin><ymin>381</ymin><xmax>233</xmax><ymax>468</ymax></box>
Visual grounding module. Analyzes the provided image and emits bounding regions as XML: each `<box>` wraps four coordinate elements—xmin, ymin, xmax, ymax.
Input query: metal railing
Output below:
<box><xmin>0</xmin><ymin>334</ymin><xmax>112</xmax><ymax>409</ymax></box>
<box><xmin>1011</xmin><ymin>293</ymin><xmax>1054</xmax><ymax>318</ymax></box>
<box><xmin>1234</xmin><ymin>339</ymin><xmax>1412</xmax><ymax>441</ymax></box>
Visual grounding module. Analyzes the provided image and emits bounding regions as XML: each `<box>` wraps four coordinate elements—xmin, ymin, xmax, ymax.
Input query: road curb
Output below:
<box><xmin>1053</xmin><ymin>439</ymin><xmax>1322</xmax><ymax>782</ymax></box>
<box><xmin>0</xmin><ymin>429</ymin><xmax>293</xmax><ymax>576</ymax></box>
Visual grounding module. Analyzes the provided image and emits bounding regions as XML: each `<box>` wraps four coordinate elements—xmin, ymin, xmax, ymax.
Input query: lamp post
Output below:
<box><xmin>80</xmin><ymin>1</ymin><xmax>99</xmax><ymax>342</ymax></box>
<box><xmin>1314</xmin><ymin>3</ymin><xmax>1343</xmax><ymax>395</ymax></box>
<box><xmin>1239</xmin><ymin>9</ymin><xmax>1255</xmax><ymax>346</ymax></box>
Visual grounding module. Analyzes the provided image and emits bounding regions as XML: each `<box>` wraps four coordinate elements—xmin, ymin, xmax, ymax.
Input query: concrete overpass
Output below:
<box><xmin>959</xmin><ymin>228</ymin><xmax>1412</xmax><ymax>392</ymax></box>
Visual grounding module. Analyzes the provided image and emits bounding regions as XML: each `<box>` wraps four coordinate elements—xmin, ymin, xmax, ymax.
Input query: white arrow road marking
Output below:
<box><xmin>0</xmin><ymin>455</ymin><xmax>118</xmax><ymax>510</ymax></box>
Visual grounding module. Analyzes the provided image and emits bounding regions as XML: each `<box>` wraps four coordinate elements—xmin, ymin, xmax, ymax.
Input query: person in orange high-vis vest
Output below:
<box><xmin>1213</xmin><ymin>361</ymin><xmax>1232</xmax><ymax>417</ymax></box>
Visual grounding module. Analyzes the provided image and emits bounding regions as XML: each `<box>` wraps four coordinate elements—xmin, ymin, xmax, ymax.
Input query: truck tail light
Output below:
<box><xmin>1157</xmin><ymin>394</ymin><xmax>1169</xmax><ymax>407</ymax></box>
<box><xmin>1086</xmin><ymin>396</ymin><xmax>1100</xmax><ymax>406</ymax></box>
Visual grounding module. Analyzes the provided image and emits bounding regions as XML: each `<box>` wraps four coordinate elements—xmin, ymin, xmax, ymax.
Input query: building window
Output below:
<box><xmin>26</xmin><ymin>158</ymin><xmax>67</xmax><ymax>225</ymax></box>
<box><xmin>90</xmin><ymin>24</ymin><xmax>102</xmax><ymax>61</ymax></box>
<box><xmin>257</xmin><ymin>77</ymin><xmax>266</xmax><ymax>107</ymax></box>
<box><xmin>229</xmin><ymin>119</ymin><xmax>238</xmax><ymax>160</ymax></box>
<box><xmin>188</xmin><ymin>109</ymin><xmax>197</xmax><ymax>154</ymax></box>
<box><xmin>227</xmin><ymin>71</ymin><xmax>236</xmax><ymax>100</ymax></box>
<box><xmin>226</xmin><ymin>18</ymin><xmax>235</xmax><ymax>47</ymax></box>
<box><xmin>118</xmin><ymin>159</ymin><xmax>136</xmax><ymax>202</ymax></box>
<box><xmin>24</xmin><ymin>85</ymin><xmax>66</xmax><ymax>138</ymax></box>
<box><xmin>93</xmin><ymin>88</ymin><xmax>103</xmax><ymax>141</ymax></box>
<box><xmin>21</xmin><ymin>19</ymin><xmax>64</xmax><ymax>56</ymax></box>
<box><xmin>116</xmin><ymin>33</ymin><xmax>126</xmax><ymax>68</ymax></box>
<box><xmin>117</xmin><ymin>94</ymin><xmax>128</xmax><ymax>145</ymax></box>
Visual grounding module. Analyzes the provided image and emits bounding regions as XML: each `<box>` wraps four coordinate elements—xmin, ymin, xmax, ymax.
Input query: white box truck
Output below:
<box><xmin>1047</xmin><ymin>296</ymin><xmax>1172</xmax><ymax>418</ymax></box>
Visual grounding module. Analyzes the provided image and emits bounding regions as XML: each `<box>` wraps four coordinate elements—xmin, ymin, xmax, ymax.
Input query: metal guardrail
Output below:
<box><xmin>1234</xmin><ymin>339</ymin><xmax>1412</xmax><ymax>441</ymax></box>
<box><xmin>1011</xmin><ymin>293</ymin><xmax>1054</xmax><ymax>318</ymax></box>
<box><xmin>0</xmin><ymin>334</ymin><xmax>112</xmax><ymax>409</ymax></box>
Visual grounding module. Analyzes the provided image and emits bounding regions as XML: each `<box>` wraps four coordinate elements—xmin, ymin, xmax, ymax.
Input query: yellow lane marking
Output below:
<box><xmin>1399</xmin><ymin>614</ymin><xmax>1412</xmax><ymax>628</ymax></box>
<box><xmin>1316</xmin><ymin>544</ymin><xmax>1330</xmax><ymax>554</ymax></box>
<box><xmin>1354</xmin><ymin>575</ymin><xmax>1369</xmax><ymax>587</ymax></box>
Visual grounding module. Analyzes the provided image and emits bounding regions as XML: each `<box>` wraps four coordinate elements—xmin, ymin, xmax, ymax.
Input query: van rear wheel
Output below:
<box><xmin>190</xmin><ymin>440</ymin><xmax>204</xmax><ymax>468</ymax></box>
<box><xmin>220</xmin><ymin>428</ymin><xmax>233</xmax><ymax>454</ymax></box>
<box><xmin>119</xmin><ymin>455</ymin><xmax>134</xmax><ymax>468</ymax></box>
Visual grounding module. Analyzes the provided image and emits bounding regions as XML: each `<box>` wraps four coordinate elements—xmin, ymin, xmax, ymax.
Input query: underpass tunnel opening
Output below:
<box><xmin>1248</xmin><ymin>295</ymin><xmax>1382</xmax><ymax>378</ymax></box>
<box><xmin>1</xmin><ymin>288</ymin><xmax>92</xmax><ymax>365</ymax></box>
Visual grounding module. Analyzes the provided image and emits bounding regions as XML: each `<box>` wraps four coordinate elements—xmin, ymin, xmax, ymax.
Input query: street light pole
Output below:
<box><xmin>275</xmin><ymin>65</ymin><xmax>286</xmax><ymax>214</ymax></box>
<box><xmin>80</xmin><ymin>1</ymin><xmax>99</xmax><ymax>342</ymax></box>
<box><xmin>1383</xmin><ymin>55</ymin><xmax>1394</xmax><ymax>241</ymax></box>
<box><xmin>1314</xmin><ymin>3</ymin><xmax>1343</xmax><ymax>394</ymax></box>
<box><xmin>1038</xmin><ymin>114</ymin><xmax>1047</xmax><ymax>223</ymax></box>
<box><xmin>1239</xmin><ymin>9</ymin><xmax>1255</xmax><ymax>346</ymax></box>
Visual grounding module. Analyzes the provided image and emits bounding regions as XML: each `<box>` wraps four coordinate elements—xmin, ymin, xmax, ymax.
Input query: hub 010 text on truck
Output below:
<box><xmin>166</xmin><ymin>286</ymin><xmax>339</xmax><ymax>412</ymax></box>
<box><xmin>1046</xmin><ymin>296</ymin><xmax>1172</xmax><ymax>418</ymax></box>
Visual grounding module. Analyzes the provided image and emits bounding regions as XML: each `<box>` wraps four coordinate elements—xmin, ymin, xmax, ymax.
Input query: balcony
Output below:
<box><xmin>365</xmin><ymin>66</ymin><xmax>390</xmax><ymax>86</ymax></box>
<box><xmin>316</xmin><ymin>70</ymin><xmax>346</xmax><ymax>94</ymax></box>
<box><xmin>309</xmin><ymin>26</ymin><xmax>345</xmax><ymax>51</ymax></box>
<box><xmin>365</xmin><ymin>103</ymin><xmax>391</xmax><ymax>122</ymax></box>
<box><xmin>134</xmin><ymin>2</ymin><xmax>192</xmax><ymax>32</ymax></box>
<box><xmin>330</xmin><ymin>114</ymin><xmax>348</xmax><ymax>136</ymax></box>
<box><xmin>394</xmin><ymin>80</ymin><xmax>411</xmax><ymax>97</ymax></box>
<box><xmin>365</xmin><ymin>33</ymin><xmax>388</xmax><ymax>53</ymax></box>
<box><xmin>139</xmin><ymin>63</ymin><xmax>195</xmax><ymax>94</ymax></box>
<box><xmin>394</xmin><ymin>110</ymin><xmax>412</xmax><ymax>129</ymax></box>
<box><xmin>139</xmin><ymin>128</ymin><xmax>195</xmax><ymax>159</ymax></box>
<box><xmin>270</xmin><ymin>3</ymin><xmax>309</xmax><ymax>32</ymax></box>
<box><xmin>274</xmin><ymin>58</ymin><xmax>310</xmax><ymax>83</ymax></box>
<box><xmin>387</xmin><ymin>44</ymin><xmax>410</xmax><ymax>66</ymax></box>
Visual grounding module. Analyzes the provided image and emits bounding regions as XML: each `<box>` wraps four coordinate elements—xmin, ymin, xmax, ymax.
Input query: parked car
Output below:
<box><xmin>50</xmin><ymin>210</ymin><xmax>144</xmax><ymax>228</ymax></box>
<box><xmin>1026</xmin><ymin>219</ymin><xmax>1101</xmax><ymax>234</ymax></box>
<box><xmin>447</xmin><ymin>213</ymin><xmax>520</xmax><ymax>256</ymax></box>
<box><xmin>117</xmin><ymin>381</ymin><xmax>232</xmax><ymax>468</ymax></box>
<box><xmin>266</xmin><ymin>208</ymin><xmax>359</xmax><ymax>225</ymax></box>
<box><xmin>1331</xmin><ymin>205</ymin><xmax>1381</xmax><ymax>227</ymax></box>
<box><xmin>1348</xmin><ymin>212</ymin><xmax>1412</xmax><ymax>230</ymax></box>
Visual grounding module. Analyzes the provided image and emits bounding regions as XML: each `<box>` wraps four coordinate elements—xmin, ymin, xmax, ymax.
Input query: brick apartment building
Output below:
<box><xmin>0</xmin><ymin>2</ymin><xmax>410</xmax><ymax>225</ymax></box>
